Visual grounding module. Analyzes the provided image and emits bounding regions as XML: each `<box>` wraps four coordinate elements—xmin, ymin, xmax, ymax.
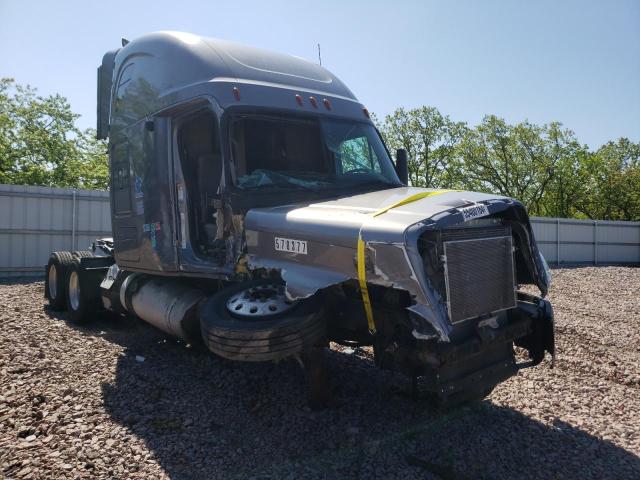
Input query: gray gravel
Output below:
<box><xmin>1</xmin><ymin>266</ymin><xmax>639</xmax><ymax>479</ymax></box>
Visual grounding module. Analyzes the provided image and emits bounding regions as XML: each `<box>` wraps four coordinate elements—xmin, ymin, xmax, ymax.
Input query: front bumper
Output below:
<box><xmin>376</xmin><ymin>293</ymin><xmax>555</xmax><ymax>404</ymax></box>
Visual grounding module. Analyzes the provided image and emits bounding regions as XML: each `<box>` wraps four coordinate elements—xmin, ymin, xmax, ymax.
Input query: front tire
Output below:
<box><xmin>200</xmin><ymin>280</ymin><xmax>326</xmax><ymax>362</ymax></box>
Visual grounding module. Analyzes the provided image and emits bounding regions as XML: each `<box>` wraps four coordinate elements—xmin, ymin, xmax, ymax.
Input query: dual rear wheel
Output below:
<box><xmin>45</xmin><ymin>251</ymin><xmax>102</xmax><ymax>323</ymax></box>
<box><xmin>45</xmin><ymin>251</ymin><xmax>75</xmax><ymax>310</ymax></box>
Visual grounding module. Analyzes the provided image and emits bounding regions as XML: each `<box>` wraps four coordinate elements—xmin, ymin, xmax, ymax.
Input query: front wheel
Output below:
<box><xmin>200</xmin><ymin>280</ymin><xmax>326</xmax><ymax>362</ymax></box>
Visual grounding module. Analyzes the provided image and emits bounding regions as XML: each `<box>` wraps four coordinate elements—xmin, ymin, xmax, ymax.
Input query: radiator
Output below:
<box><xmin>443</xmin><ymin>233</ymin><xmax>517</xmax><ymax>323</ymax></box>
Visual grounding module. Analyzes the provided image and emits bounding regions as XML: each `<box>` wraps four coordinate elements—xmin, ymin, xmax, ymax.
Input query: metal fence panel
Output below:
<box><xmin>0</xmin><ymin>184</ymin><xmax>111</xmax><ymax>278</ymax></box>
<box><xmin>530</xmin><ymin>217</ymin><xmax>640</xmax><ymax>266</ymax></box>
<box><xmin>1</xmin><ymin>184</ymin><xmax>638</xmax><ymax>278</ymax></box>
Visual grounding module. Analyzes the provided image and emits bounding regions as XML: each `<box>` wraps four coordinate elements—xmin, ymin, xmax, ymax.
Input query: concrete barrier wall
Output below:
<box><xmin>0</xmin><ymin>184</ymin><xmax>638</xmax><ymax>277</ymax></box>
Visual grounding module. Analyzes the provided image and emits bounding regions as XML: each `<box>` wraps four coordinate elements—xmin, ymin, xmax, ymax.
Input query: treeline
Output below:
<box><xmin>0</xmin><ymin>78</ymin><xmax>108</xmax><ymax>189</ymax></box>
<box><xmin>375</xmin><ymin>107</ymin><xmax>640</xmax><ymax>221</ymax></box>
<box><xmin>1</xmin><ymin>78</ymin><xmax>638</xmax><ymax>220</ymax></box>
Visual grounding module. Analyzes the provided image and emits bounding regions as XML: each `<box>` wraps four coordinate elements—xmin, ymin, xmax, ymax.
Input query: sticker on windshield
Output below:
<box><xmin>458</xmin><ymin>203</ymin><xmax>490</xmax><ymax>222</ymax></box>
<box><xmin>275</xmin><ymin>237</ymin><xmax>308</xmax><ymax>255</ymax></box>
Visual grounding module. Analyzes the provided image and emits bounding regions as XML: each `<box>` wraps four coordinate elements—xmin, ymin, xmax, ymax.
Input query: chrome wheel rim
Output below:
<box><xmin>69</xmin><ymin>271</ymin><xmax>80</xmax><ymax>311</ymax></box>
<box><xmin>226</xmin><ymin>284</ymin><xmax>295</xmax><ymax>318</ymax></box>
<box><xmin>48</xmin><ymin>264</ymin><xmax>57</xmax><ymax>299</ymax></box>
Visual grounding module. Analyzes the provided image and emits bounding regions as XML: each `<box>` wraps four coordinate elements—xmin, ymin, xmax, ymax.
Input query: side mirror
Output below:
<box><xmin>395</xmin><ymin>148</ymin><xmax>409</xmax><ymax>185</ymax></box>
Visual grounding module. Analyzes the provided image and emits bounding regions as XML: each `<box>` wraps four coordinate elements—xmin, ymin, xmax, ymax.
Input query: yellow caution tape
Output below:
<box><xmin>358</xmin><ymin>190</ymin><xmax>455</xmax><ymax>334</ymax></box>
<box><xmin>356</xmin><ymin>232</ymin><xmax>376</xmax><ymax>333</ymax></box>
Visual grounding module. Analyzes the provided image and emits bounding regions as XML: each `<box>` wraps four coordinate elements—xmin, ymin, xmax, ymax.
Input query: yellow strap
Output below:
<box><xmin>357</xmin><ymin>232</ymin><xmax>376</xmax><ymax>333</ymax></box>
<box><xmin>372</xmin><ymin>190</ymin><xmax>456</xmax><ymax>218</ymax></box>
<box><xmin>358</xmin><ymin>190</ymin><xmax>455</xmax><ymax>333</ymax></box>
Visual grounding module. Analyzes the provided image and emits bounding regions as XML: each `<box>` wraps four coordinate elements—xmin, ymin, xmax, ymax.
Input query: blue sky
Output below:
<box><xmin>1</xmin><ymin>0</ymin><xmax>638</xmax><ymax>148</ymax></box>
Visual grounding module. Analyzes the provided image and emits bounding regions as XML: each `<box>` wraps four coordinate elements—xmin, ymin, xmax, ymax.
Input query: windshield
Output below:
<box><xmin>230</xmin><ymin>114</ymin><xmax>401</xmax><ymax>191</ymax></box>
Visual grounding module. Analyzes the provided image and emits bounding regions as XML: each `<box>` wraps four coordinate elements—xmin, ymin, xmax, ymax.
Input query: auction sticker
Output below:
<box><xmin>275</xmin><ymin>237</ymin><xmax>308</xmax><ymax>255</ymax></box>
<box><xmin>458</xmin><ymin>203</ymin><xmax>490</xmax><ymax>221</ymax></box>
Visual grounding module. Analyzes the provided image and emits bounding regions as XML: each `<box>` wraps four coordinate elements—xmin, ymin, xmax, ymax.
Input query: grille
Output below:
<box><xmin>443</xmin><ymin>234</ymin><xmax>516</xmax><ymax>323</ymax></box>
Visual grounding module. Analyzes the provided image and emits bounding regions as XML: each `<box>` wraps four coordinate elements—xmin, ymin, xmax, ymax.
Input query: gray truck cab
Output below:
<box><xmin>45</xmin><ymin>31</ymin><xmax>554</xmax><ymax>407</ymax></box>
<box><xmin>98</xmin><ymin>32</ymin><xmax>403</xmax><ymax>277</ymax></box>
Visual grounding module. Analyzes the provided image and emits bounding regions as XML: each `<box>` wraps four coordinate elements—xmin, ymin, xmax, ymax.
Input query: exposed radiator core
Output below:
<box><xmin>443</xmin><ymin>234</ymin><xmax>516</xmax><ymax>323</ymax></box>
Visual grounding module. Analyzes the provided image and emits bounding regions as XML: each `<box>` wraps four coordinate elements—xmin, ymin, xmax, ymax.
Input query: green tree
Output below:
<box><xmin>574</xmin><ymin>138</ymin><xmax>640</xmax><ymax>221</ymax></box>
<box><xmin>378</xmin><ymin>107</ymin><xmax>467</xmax><ymax>188</ymax></box>
<box><xmin>0</xmin><ymin>78</ymin><xmax>108</xmax><ymax>189</ymax></box>
<box><xmin>376</xmin><ymin>105</ymin><xmax>638</xmax><ymax>221</ymax></box>
<box><xmin>539</xmin><ymin>123</ymin><xmax>590</xmax><ymax>218</ymax></box>
<box><xmin>457</xmin><ymin>116</ymin><xmax>551</xmax><ymax>213</ymax></box>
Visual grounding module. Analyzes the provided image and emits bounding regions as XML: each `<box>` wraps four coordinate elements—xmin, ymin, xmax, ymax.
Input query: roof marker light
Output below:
<box><xmin>309</xmin><ymin>96</ymin><xmax>318</xmax><ymax>108</ymax></box>
<box><xmin>362</xmin><ymin>107</ymin><xmax>370</xmax><ymax>119</ymax></box>
<box><xmin>295</xmin><ymin>94</ymin><xmax>303</xmax><ymax>106</ymax></box>
<box><xmin>323</xmin><ymin>98</ymin><xmax>331</xmax><ymax>110</ymax></box>
<box><xmin>232</xmin><ymin>87</ymin><xmax>240</xmax><ymax>101</ymax></box>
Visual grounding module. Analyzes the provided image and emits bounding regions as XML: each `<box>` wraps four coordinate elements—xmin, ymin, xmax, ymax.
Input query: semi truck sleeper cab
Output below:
<box><xmin>44</xmin><ymin>31</ymin><xmax>554</xmax><ymax>407</ymax></box>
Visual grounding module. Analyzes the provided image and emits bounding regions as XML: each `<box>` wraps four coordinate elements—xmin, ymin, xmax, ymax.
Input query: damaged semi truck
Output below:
<box><xmin>45</xmin><ymin>31</ymin><xmax>554</xmax><ymax>407</ymax></box>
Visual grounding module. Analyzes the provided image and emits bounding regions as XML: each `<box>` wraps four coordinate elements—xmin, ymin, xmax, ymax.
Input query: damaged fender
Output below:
<box><xmin>243</xmin><ymin>187</ymin><xmax>551</xmax><ymax>342</ymax></box>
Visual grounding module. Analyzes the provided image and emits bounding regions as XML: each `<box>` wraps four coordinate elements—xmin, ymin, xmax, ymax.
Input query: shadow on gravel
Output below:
<box><xmin>38</xmin><ymin>304</ymin><xmax>640</xmax><ymax>479</ymax></box>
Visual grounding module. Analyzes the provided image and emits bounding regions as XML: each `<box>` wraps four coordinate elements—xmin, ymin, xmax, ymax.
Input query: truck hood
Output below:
<box><xmin>244</xmin><ymin>186</ymin><xmax>547</xmax><ymax>342</ymax></box>
<box><xmin>245</xmin><ymin>187</ymin><xmax>507</xmax><ymax>248</ymax></box>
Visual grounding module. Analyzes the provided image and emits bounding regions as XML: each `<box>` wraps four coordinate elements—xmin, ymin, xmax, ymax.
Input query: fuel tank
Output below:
<box><xmin>119</xmin><ymin>274</ymin><xmax>205</xmax><ymax>343</ymax></box>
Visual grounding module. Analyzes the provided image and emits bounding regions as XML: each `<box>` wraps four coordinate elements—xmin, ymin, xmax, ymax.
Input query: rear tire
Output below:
<box><xmin>72</xmin><ymin>250</ymin><xmax>94</xmax><ymax>259</ymax></box>
<box><xmin>66</xmin><ymin>259</ymin><xmax>102</xmax><ymax>324</ymax></box>
<box><xmin>200</xmin><ymin>280</ymin><xmax>326</xmax><ymax>362</ymax></box>
<box><xmin>45</xmin><ymin>251</ymin><xmax>75</xmax><ymax>310</ymax></box>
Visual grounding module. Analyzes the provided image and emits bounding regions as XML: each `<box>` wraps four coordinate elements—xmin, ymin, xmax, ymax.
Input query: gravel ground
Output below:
<box><xmin>1</xmin><ymin>266</ymin><xmax>639</xmax><ymax>479</ymax></box>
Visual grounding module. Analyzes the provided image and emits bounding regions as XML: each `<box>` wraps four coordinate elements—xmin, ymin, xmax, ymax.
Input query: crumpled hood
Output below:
<box><xmin>245</xmin><ymin>187</ymin><xmax>507</xmax><ymax>248</ymax></box>
<box><xmin>244</xmin><ymin>186</ymin><xmax>547</xmax><ymax>342</ymax></box>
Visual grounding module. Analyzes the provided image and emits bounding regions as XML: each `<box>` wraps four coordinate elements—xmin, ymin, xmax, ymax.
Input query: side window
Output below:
<box><xmin>111</xmin><ymin>143</ymin><xmax>132</xmax><ymax>213</ymax></box>
<box><xmin>339</xmin><ymin>136</ymin><xmax>381</xmax><ymax>173</ymax></box>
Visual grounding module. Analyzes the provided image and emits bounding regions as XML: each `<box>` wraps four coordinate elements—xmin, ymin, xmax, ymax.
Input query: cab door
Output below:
<box><xmin>171</xmin><ymin>106</ymin><xmax>228</xmax><ymax>274</ymax></box>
